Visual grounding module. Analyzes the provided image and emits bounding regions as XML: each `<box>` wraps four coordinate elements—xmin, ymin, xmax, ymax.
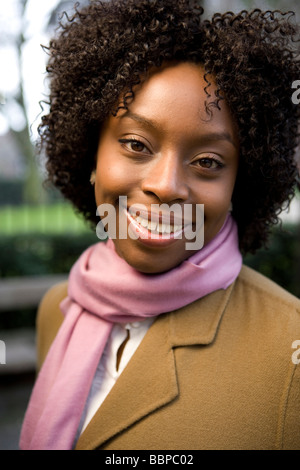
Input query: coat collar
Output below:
<box><xmin>75</xmin><ymin>281</ymin><xmax>235</xmax><ymax>450</ymax></box>
<box><xmin>168</xmin><ymin>280</ymin><xmax>235</xmax><ymax>348</ymax></box>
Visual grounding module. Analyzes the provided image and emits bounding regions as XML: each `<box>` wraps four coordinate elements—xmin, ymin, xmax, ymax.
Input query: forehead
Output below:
<box><xmin>134</xmin><ymin>62</ymin><xmax>215</xmax><ymax>114</ymax></box>
<box><xmin>109</xmin><ymin>62</ymin><xmax>239</xmax><ymax>144</ymax></box>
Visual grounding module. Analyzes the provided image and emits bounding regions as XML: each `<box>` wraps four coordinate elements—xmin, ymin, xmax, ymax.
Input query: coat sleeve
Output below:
<box><xmin>36</xmin><ymin>282</ymin><xmax>68</xmax><ymax>371</ymax></box>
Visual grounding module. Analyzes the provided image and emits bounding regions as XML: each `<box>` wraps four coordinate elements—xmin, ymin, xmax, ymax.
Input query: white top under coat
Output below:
<box><xmin>75</xmin><ymin>317</ymin><xmax>154</xmax><ymax>440</ymax></box>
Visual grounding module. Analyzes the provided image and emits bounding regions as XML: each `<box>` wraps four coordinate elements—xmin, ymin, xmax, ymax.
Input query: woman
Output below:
<box><xmin>20</xmin><ymin>0</ymin><xmax>300</xmax><ymax>450</ymax></box>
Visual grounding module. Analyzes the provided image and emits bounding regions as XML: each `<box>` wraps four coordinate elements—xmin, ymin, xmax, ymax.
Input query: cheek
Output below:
<box><xmin>199</xmin><ymin>178</ymin><xmax>236</xmax><ymax>244</ymax></box>
<box><xmin>197</xmin><ymin>181</ymin><xmax>232</xmax><ymax>215</ymax></box>
<box><xmin>94</xmin><ymin>152</ymin><xmax>137</xmax><ymax>206</ymax></box>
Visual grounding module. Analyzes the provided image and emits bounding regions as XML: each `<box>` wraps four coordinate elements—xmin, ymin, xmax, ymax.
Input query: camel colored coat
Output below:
<box><xmin>36</xmin><ymin>265</ymin><xmax>300</xmax><ymax>450</ymax></box>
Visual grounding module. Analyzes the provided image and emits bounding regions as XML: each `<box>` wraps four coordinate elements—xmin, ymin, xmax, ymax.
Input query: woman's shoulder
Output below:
<box><xmin>36</xmin><ymin>281</ymin><xmax>68</xmax><ymax>370</ymax></box>
<box><xmin>236</xmin><ymin>264</ymin><xmax>300</xmax><ymax>314</ymax></box>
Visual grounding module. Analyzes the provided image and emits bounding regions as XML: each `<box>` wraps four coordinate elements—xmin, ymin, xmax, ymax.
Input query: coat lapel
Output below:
<box><xmin>75</xmin><ymin>312</ymin><xmax>178</xmax><ymax>450</ymax></box>
<box><xmin>75</xmin><ymin>281</ymin><xmax>235</xmax><ymax>450</ymax></box>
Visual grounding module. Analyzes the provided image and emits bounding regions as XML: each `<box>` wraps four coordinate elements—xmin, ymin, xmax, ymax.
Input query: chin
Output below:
<box><xmin>126</xmin><ymin>259</ymin><xmax>172</xmax><ymax>275</ymax></box>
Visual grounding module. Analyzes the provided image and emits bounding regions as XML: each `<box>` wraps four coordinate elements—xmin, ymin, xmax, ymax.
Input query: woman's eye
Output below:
<box><xmin>194</xmin><ymin>157</ymin><xmax>224</xmax><ymax>170</ymax></box>
<box><xmin>119</xmin><ymin>139</ymin><xmax>149</xmax><ymax>154</ymax></box>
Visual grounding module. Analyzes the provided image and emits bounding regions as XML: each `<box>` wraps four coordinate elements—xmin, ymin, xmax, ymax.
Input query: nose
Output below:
<box><xmin>141</xmin><ymin>152</ymin><xmax>189</xmax><ymax>203</ymax></box>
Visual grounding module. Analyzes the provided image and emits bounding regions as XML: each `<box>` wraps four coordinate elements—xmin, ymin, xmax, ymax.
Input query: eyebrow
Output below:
<box><xmin>196</xmin><ymin>131</ymin><xmax>238</xmax><ymax>149</ymax></box>
<box><xmin>119</xmin><ymin>111</ymin><xmax>160</xmax><ymax>132</ymax></box>
<box><xmin>119</xmin><ymin>111</ymin><xmax>238</xmax><ymax>149</ymax></box>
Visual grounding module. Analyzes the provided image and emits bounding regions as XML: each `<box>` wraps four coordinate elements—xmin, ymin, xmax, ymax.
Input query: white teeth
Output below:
<box><xmin>136</xmin><ymin>216</ymin><xmax>144</xmax><ymax>225</ymax></box>
<box><xmin>130</xmin><ymin>212</ymin><xmax>182</xmax><ymax>235</ymax></box>
<box><xmin>140</xmin><ymin>218</ymin><xmax>149</xmax><ymax>228</ymax></box>
<box><xmin>149</xmin><ymin>220</ymin><xmax>157</xmax><ymax>231</ymax></box>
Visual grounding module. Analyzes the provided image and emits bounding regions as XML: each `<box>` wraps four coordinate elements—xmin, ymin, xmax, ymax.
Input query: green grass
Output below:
<box><xmin>0</xmin><ymin>203</ymin><xmax>91</xmax><ymax>235</ymax></box>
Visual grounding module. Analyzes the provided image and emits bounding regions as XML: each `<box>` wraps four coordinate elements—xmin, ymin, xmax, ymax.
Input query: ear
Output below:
<box><xmin>90</xmin><ymin>170</ymin><xmax>96</xmax><ymax>185</ymax></box>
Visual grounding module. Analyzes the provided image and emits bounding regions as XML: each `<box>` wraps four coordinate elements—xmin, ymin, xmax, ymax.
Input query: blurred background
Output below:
<box><xmin>0</xmin><ymin>0</ymin><xmax>299</xmax><ymax>450</ymax></box>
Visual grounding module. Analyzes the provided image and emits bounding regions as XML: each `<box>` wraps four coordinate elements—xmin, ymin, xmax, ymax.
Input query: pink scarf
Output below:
<box><xmin>20</xmin><ymin>215</ymin><xmax>242</xmax><ymax>450</ymax></box>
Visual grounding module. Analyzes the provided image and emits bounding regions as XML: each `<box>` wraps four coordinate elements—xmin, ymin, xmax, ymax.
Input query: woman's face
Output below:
<box><xmin>94</xmin><ymin>62</ymin><xmax>239</xmax><ymax>273</ymax></box>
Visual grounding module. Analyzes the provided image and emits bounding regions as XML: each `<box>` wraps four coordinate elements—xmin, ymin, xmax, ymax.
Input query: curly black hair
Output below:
<box><xmin>39</xmin><ymin>0</ymin><xmax>300</xmax><ymax>253</ymax></box>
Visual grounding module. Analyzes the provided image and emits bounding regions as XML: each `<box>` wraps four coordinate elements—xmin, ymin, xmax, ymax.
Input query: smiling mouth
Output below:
<box><xmin>125</xmin><ymin>207</ymin><xmax>193</xmax><ymax>243</ymax></box>
<box><xmin>128</xmin><ymin>211</ymin><xmax>183</xmax><ymax>236</ymax></box>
